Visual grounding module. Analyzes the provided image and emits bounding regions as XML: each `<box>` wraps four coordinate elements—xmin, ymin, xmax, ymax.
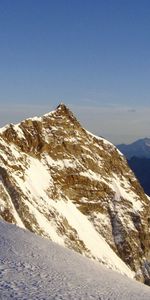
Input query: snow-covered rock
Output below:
<box><xmin>0</xmin><ymin>220</ymin><xmax>150</xmax><ymax>300</ymax></box>
<box><xmin>0</xmin><ymin>104</ymin><xmax>149</xmax><ymax>284</ymax></box>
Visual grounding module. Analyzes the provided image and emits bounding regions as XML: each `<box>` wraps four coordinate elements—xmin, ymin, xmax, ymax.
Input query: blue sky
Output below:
<box><xmin>0</xmin><ymin>0</ymin><xmax>150</xmax><ymax>143</ymax></box>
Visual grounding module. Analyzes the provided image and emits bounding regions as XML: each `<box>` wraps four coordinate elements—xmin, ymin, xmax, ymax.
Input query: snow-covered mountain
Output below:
<box><xmin>0</xmin><ymin>104</ymin><xmax>149</xmax><ymax>284</ymax></box>
<box><xmin>117</xmin><ymin>138</ymin><xmax>150</xmax><ymax>159</ymax></box>
<box><xmin>0</xmin><ymin>220</ymin><xmax>150</xmax><ymax>300</ymax></box>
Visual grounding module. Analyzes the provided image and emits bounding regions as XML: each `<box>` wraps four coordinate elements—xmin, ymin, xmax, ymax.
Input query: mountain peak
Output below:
<box><xmin>56</xmin><ymin>102</ymin><xmax>73</xmax><ymax>116</ymax></box>
<box><xmin>0</xmin><ymin>103</ymin><xmax>82</xmax><ymax>155</ymax></box>
<box><xmin>55</xmin><ymin>103</ymin><xmax>81</xmax><ymax>127</ymax></box>
<box><xmin>56</xmin><ymin>102</ymin><xmax>67</xmax><ymax>110</ymax></box>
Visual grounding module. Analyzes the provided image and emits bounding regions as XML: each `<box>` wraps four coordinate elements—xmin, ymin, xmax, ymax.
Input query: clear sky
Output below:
<box><xmin>0</xmin><ymin>0</ymin><xmax>150</xmax><ymax>144</ymax></box>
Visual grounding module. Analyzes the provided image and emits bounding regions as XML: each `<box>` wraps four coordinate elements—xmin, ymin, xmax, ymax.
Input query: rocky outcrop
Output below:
<box><xmin>0</xmin><ymin>104</ymin><xmax>150</xmax><ymax>284</ymax></box>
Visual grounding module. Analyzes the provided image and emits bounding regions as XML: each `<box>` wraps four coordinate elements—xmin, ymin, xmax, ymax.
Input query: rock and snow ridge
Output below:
<box><xmin>0</xmin><ymin>103</ymin><xmax>149</xmax><ymax>284</ymax></box>
<box><xmin>0</xmin><ymin>220</ymin><xmax>150</xmax><ymax>300</ymax></box>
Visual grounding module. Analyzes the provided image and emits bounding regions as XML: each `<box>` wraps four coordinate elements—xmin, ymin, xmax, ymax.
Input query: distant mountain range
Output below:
<box><xmin>117</xmin><ymin>138</ymin><xmax>150</xmax><ymax>159</ymax></box>
<box><xmin>117</xmin><ymin>138</ymin><xmax>150</xmax><ymax>196</ymax></box>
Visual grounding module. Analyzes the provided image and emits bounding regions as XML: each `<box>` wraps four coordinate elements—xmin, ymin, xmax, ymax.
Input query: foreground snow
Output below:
<box><xmin>0</xmin><ymin>221</ymin><xmax>149</xmax><ymax>300</ymax></box>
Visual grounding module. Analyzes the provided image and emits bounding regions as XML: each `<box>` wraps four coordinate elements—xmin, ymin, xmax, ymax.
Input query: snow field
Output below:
<box><xmin>0</xmin><ymin>221</ymin><xmax>150</xmax><ymax>300</ymax></box>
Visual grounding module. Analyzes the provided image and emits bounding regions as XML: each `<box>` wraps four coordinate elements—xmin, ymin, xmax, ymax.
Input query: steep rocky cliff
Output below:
<box><xmin>0</xmin><ymin>104</ymin><xmax>149</xmax><ymax>284</ymax></box>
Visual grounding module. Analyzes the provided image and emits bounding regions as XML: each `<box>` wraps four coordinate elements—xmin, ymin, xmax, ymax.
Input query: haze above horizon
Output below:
<box><xmin>0</xmin><ymin>0</ymin><xmax>150</xmax><ymax>144</ymax></box>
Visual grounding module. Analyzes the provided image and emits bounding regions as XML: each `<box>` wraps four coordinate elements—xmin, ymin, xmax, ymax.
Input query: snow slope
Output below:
<box><xmin>0</xmin><ymin>221</ymin><xmax>150</xmax><ymax>300</ymax></box>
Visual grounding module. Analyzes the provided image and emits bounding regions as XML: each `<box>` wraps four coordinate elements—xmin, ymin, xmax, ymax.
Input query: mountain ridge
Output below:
<box><xmin>0</xmin><ymin>104</ymin><xmax>150</xmax><ymax>284</ymax></box>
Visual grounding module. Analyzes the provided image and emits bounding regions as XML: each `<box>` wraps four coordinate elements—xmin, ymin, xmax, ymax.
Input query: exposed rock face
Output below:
<box><xmin>0</xmin><ymin>104</ymin><xmax>150</xmax><ymax>284</ymax></box>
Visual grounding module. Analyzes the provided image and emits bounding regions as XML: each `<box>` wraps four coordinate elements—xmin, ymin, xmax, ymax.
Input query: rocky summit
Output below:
<box><xmin>0</xmin><ymin>104</ymin><xmax>149</xmax><ymax>284</ymax></box>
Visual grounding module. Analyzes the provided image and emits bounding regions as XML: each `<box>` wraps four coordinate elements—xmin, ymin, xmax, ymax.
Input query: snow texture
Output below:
<box><xmin>52</xmin><ymin>198</ymin><xmax>134</xmax><ymax>277</ymax></box>
<box><xmin>0</xmin><ymin>220</ymin><xmax>150</xmax><ymax>300</ymax></box>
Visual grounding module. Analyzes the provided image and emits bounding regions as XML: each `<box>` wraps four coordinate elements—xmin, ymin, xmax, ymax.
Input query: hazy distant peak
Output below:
<box><xmin>117</xmin><ymin>137</ymin><xmax>150</xmax><ymax>159</ymax></box>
